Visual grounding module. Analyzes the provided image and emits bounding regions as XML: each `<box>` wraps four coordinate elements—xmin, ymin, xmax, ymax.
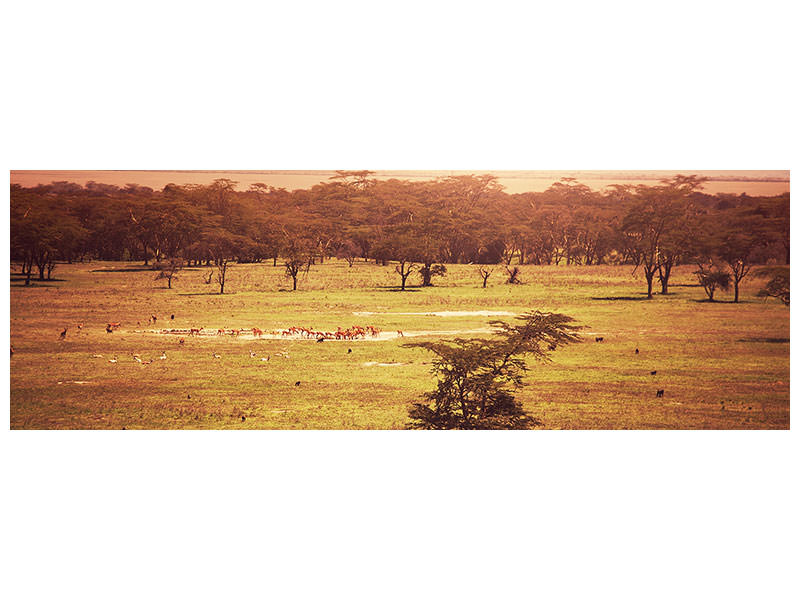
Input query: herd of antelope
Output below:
<box><xmin>150</xmin><ymin>324</ymin><xmax>386</xmax><ymax>340</ymax></box>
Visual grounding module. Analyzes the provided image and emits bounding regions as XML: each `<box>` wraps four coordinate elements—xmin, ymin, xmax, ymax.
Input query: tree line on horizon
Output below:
<box><xmin>9</xmin><ymin>172</ymin><xmax>789</xmax><ymax>300</ymax></box>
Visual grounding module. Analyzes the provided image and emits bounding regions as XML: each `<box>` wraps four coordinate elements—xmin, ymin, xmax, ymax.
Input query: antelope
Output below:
<box><xmin>59</xmin><ymin>328</ymin><xmax>67</xmax><ymax>340</ymax></box>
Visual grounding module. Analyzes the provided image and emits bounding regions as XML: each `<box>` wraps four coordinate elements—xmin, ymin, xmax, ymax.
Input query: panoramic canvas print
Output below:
<box><xmin>9</xmin><ymin>170</ymin><xmax>790</xmax><ymax>429</ymax></box>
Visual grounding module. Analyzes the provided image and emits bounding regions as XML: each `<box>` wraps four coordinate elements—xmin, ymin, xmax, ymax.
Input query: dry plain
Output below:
<box><xmin>9</xmin><ymin>259</ymin><xmax>790</xmax><ymax>429</ymax></box>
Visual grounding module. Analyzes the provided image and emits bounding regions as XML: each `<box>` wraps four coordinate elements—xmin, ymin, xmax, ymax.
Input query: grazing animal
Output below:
<box><xmin>170</xmin><ymin>314</ymin><xmax>174</xmax><ymax>320</ymax></box>
<box><xmin>317</xmin><ymin>337</ymin><xmax>325</xmax><ymax>343</ymax></box>
<box><xmin>106</xmin><ymin>324</ymin><xmax>113</xmax><ymax>333</ymax></box>
<box><xmin>212</xmin><ymin>353</ymin><xmax>221</xmax><ymax>359</ymax></box>
<box><xmin>159</xmin><ymin>352</ymin><xmax>167</xmax><ymax>360</ymax></box>
<box><xmin>249</xmin><ymin>350</ymin><xmax>257</xmax><ymax>358</ymax></box>
<box><xmin>635</xmin><ymin>348</ymin><xmax>639</xmax><ymax>354</ymax></box>
<box><xmin>656</xmin><ymin>389</ymin><xmax>664</xmax><ymax>398</ymax></box>
<box><xmin>595</xmin><ymin>336</ymin><xmax>604</xmax><ymax>342</ymax></box>
<box><xmin>77</xmin><ymin>323</ymin><xmax>83</xmax><ymax>331</ymax></box>
<box><xmin>92</xmin><ymin>354</ymin><xmax>103</xmax><ymax>358</ymax></box>
<box><xmin>261</xmin><ymin>357</ymin><xmax>269</xmax><ymax>362</ymax></box>
<box><xmin>241</xmin><ymin>416</ymin><xmax>246</xmax><ymax>422</ymax></box>
<box><xmin>152</xmin><ymin>315</ymin><xmax>157</xmax><ymax>324</ymax></box>
<box><xmin>60</xmin><ymin>328</ymin><xmax>67</xmax><ymax>339</ymax></box>
<box><xmin>108</xmin><ymin>357</ymin><xmax>118</xmax><ymax>363</ymax></box>
<box><xmin>134</xmin><ymin>356</ymin><xmax>142</xmax><ymax>363</ymax></box>
<box><xmin>650</xmin><ymin>370</ymin><xmax>657</xmax><ymax>375</ymax></box>
<box><xmin>397</xmin><ymin>330</ymin><xmax>404</xmax><ymax>337</ymax></box>
<box><xmin>189</xmin><ymin>327</ymin><xmax>202</xmax><ymax>336</ymax></box>
<box><xmin>179</xmin><ymin>338</ymin><xmax>185</xmax><ymax>345</ymax></box>
<box><xmin>295</xmin><ymin>381</ymin><xmax>301</xmax><ymax>386</ymax></box>
<box><xmin>348</xmin><ymin>348</ymin><xmax>352</xmax><ymax>354</ymax></box>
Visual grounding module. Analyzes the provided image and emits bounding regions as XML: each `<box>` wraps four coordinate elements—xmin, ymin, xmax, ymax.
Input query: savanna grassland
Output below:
<box><xmin>9</xmin><ymin>259</ymin><xmax>789</xmax><ymax>429</ymax></box>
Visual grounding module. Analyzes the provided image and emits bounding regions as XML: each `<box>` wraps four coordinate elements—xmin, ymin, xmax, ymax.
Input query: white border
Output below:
<box><xmin>2</xmin><ymin>2</ymin><xmax>797</xmax><ymax>599</ymax></box>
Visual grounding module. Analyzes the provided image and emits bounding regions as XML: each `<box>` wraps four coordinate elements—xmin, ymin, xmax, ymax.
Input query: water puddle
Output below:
<box><xmin>352</xmin><ymin>310</ymin><xmax>515</xmax><ymax>317</ymax></box>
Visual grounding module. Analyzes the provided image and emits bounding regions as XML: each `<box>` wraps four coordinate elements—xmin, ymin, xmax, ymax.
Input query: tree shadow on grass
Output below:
<box><xmin>11</xmin><ymin>275</ymin><xmax>66</xmax><ymax>282</ymax></box>
<box><xmin>11</xmin><ymin>282</ymin><xmax>58</xmax><ymax>288</ymax></box>
<box><xmin>92</xmin><ymin>266</ymin><xmax>205</xmax><ymax>273</ymax></box>
<box><xmin>90</xmin><ymin>267</ymin><xmax>158</xmax><ymax>273</ymax></box>
<box><xmin>374</xmin><ymin>285</ymin><xmax>422</xmax><ymax>293</ymax></box>
<box><xmin>692</xmin><ymin>299</ymin><xmax>753</xmax><ymax>304</ymax></box>
<box><xmin>737</xmin><ymin>337</ymin><xmax>789</xmax><ymax>344</ymax></box>
<box><xmin>591</xmin><ymin>295</ymin><xmax>651</xmax><ymax>301</ymax></box>
<box><xmin>177</xmin><ymin>292</ymin><xmax>231</xmax><ymax>296</ymax></box>
<box><xmin>671</xmin><ymin>283</ymin><xmax>702</xmax><ymax>288</ymax></box>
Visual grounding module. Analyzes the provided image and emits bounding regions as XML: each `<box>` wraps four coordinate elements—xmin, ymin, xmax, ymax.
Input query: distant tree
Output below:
<box><xmin>395</xmin><ymin>260</ymin><xmax>416</xmax><ymax>291</ymax></box>
<box><xmin>187</xmin><ymin>229</ymin><xmax>246</xmax><ymax>294</ymax></box>
<box><xmin>281</xmin><ymin>230</ymin><xmax>314</xmax><ymax>291</ymax></box>
<box><xmin>478</xmin><ymin>266</ymin><xmax>494</xmax><ymax>288</ymax></box>
<box><xmin>505</xmin><ymin>266</ymin><xmax>522</xmax><ymax>284</ymax></box>
<box><xmin>419</xmin><ymin>263</ymin><xmax>447</xmax><ymax>287</ymax></box>
<box><xmin>333</xmin><ymin>238</ymin><xmax>361</xmax><ymax>267</ymax></box>
<box><xmin>695</xmin><ymin>265</ymin><xmax>731</xmax><ymax>301</ymax></box>
<box><xmin>716</xmin><ymin>215</ymin><xmax>766</xmax><ymax>303</ymax></box>
<box><xmin>405</xmin><ymin>311</ymin><xmax>582</xmax><ymax>430</ymax></box>
<box><xmin>154</xmin><ymin>257</ymin><xmax>184</xmax><ymax>289</ymax></box>
<box><xmin>621</xmin><ymin>176</ymin><xmax>706</xmax><ymax>298</ymax></box>
<box><xmin>755</xmin><ymin>266</ymin><xmax>789</xmax><ymax>305</ymax></box>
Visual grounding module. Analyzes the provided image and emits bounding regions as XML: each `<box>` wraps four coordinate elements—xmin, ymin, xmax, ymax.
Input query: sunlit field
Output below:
<box><xmin>10</xmin><ymin>259</ymin><xmax>789</xmax><ymax>429</ymax></box>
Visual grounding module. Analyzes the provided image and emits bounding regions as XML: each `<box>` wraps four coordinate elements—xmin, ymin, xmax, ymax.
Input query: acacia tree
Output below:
<box><xmin>395</xmin><ymin>260</ymin><xmax>416</xmax><ymax>291</ymax></box>
<box><xmin>154</xmin><ymin>257</ymin><xmax>184</xmax><ymax>289</ymax></box>
<box><xmin>716</xmin><ymin>215</ymin><xmax>766</xmax><ymax>303</ymax></box>
<box><xmin>621</xmin><ymin>176</ymin><xmax>706</xmax><ymax>298</ymax></box>
<box><xmin>281</xmin><ymin>231</ymin><xmax>314</xmax><ymax>291</ymax></box>
<box><xmin>695</xmin><ymin>265</ymin><xmax>731</xmax><ymax>301</ymax></box>
<box><xmin>187</xmin><ymin>229</ymin><xmax>246</xmax><ymax>294</ymax></box>
<box><xmin>405</xmin><ymin>311</ymin><xmax>582</xmax><ymax>430</ymax></box>
<box><xmin>478</xmin><ymin>266</ymin><xmax>494</xmax><ymax>288</ymax></box>
<box><xmin>755</xmin><ymin>267</ymin><xmax>789</xmax><ymax>305</ymax></box>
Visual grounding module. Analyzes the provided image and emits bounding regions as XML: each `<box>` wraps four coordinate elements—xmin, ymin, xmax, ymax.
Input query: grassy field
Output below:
<box><xmin>9</xmin><ymin>259</ymin><xmax>790</xmax><ymax>429</ymax></box>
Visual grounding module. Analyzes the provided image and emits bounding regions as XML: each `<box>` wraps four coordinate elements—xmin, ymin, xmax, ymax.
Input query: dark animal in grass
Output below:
<box><xmin>60</xmin><ymin>328</ymin><xmax>67</xmax><ymax>339</ymax></box>
<box><xmin>635</xmin><ymin>348</ymin><xmax>639</xmax><ymax>354</ymax></box>
<box><xmin>348</xmin><ymin>348</ymin><xmax>352</xmax><ymax>354</ymax></box>
<box><xmin>317</xmin><ymin>337</ymin><xmax>325</xmax><ymax>343</ymax></box>
<box><xmin>170</xmin><ymin>314</ymin><xmax>174</xmax><ymax>320</ymax></box>
<box><xmin>295</xmin><ymin>381</ymin><xmax>301</xmax><ymax>386</ymax></box>
<box><xmin>656</xmin><ymin>389</ymin><xmax>664</xmax><ymax>398</ymax></box>
<box><xmin>650</xmin><ymin>370</ymin><xmax>657</xmax><ymax>375</ymax></box>
<box><xmin>241</xmin><ymin>416</ymin><xmax>246</xmax><ymax>422</ymax></box>
<box><xmin>106</xmin><ymin>324</ymin><xmax>113</xmax><ymax>333</ymax></box>
<box><xmin>595</xmin><ymin>336</ymin><xmax>604</xmax><ymax>342</ymax></box>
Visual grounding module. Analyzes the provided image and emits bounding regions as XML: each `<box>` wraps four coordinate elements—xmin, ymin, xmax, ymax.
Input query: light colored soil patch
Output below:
<box><xmin>353</xmin><ymin>310</ymin><xmax>516</xmax><ymax>317</ymax></box>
